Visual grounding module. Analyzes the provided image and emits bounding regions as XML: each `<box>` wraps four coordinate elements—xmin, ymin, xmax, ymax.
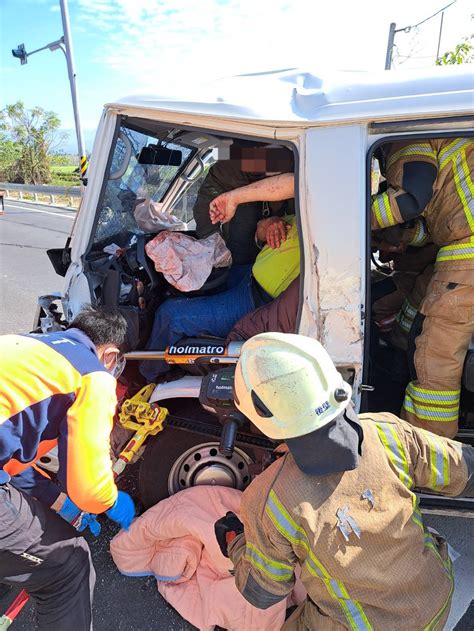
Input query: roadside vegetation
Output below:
<box><xmin>0</xmin><ymin>102</ymin><xmax>81</xmax><ymax>187</ymax></box>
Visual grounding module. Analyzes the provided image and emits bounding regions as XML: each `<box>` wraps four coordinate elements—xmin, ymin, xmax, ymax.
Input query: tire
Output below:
<box><xmin>138</xmin><ymin>427</ymin><xmax>254</xmax><ymax>509</ymax></box>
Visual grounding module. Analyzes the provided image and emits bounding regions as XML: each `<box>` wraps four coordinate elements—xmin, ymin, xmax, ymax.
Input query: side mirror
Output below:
<box><xmin>138</xmin><ymin>144</ymin><xmax>183</xmax><ymax>167</ymax></box>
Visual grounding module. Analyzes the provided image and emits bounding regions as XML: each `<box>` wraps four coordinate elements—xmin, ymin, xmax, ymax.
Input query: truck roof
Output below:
<box><xmin>110</xmin><ymin>66</ymin><xmax>474</xmax><ymax>127</ymax></box>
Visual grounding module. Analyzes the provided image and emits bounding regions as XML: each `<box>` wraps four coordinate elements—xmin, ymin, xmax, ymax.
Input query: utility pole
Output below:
<box><xmin>385</xmin><ymin>22</ymin><xmax>397</xmax><ymax>70</ymax></box>
<box><xmin>436</xmin><ymin>11</ymin><xmax>445</xmax><ymax>62</ymax></box>
<box><xmin>384</xmin><ymin>2</ymin><xmax>457</xmax><ymax>70</ymax></box>
<box><xmin>11</xmin><ymin>0</ymin><xmax>88</xmax><ymax>181</ymax></box>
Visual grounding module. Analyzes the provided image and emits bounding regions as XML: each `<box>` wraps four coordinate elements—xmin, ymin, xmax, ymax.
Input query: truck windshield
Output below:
<box><xmin>94</xmin><ymin>123</ymin><xmax>194</xmax><ymax>243</ymax></box>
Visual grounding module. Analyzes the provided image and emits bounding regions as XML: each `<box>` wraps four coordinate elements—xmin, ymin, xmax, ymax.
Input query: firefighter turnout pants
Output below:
<box><xmin>0</xmin><ymin>483</ymin><xmax>95</xmax><ymax>630</ymax></box>
<box><xmin>402</xmin><ymin>273</ymin><xmax>474</xmax><ymax>438</ymax></box>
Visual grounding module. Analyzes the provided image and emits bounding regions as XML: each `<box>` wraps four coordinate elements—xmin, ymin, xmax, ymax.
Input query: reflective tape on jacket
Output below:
<box><xmin>387</xmin><ymin>143</ymin><xmax>437</xmax><ymax>170</ymax></box>
<box><xmin>244</xmin><ymin>542</ymin><xmax>294</xmax><ymax>581</ymax></box>
<box><xmin>406</xmin><ymin>383</ymin><xmax>461</xmax><ymax>406</ymax></box>
<box><xmin>409</xmin><ymin>218</ymin><xmax>429</xmax><ymax>247</ymax></box>
<box><xmin>403</xmin><ymin>398</ymin><xmax>459</xmax><ymax>422</ymax></box>
<box><xmin>372</xmin><ymin>192</ymin><xmax>396</xmax><ymax>229</ymax></box>
<box><xmin>265</xmin><ymin>490</ymin><xmax>373</xmax><ymax>631</ymax></box>
<box><xmin>419</xmin><ymin>429</ymin><xmax>450</xmax><ymax>491</ymax></box>
<box><xmin>438</xmin><ymin>139</ymin><xmax>474</xmax><ymax>235</ymax></box>
<box><xmin>436</xmin><ymin>244</ymin><xmax>474</xmax><ymax>262</ymax></box>
<box><xmin>439</xmin><ymin>139</ymin><xmax>473</xmax><ymax>170</ymax></box>
<box><xmin>375</xmin><ymin>422</ymin><xmax>413</xmax><ymax>489</ymax></box>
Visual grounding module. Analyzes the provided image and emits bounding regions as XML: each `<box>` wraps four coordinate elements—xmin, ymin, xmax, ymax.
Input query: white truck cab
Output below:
<box><xmin>42</xmin><ymin>65</ymin><xmax>474</xmax><ymax>510</ymax></box>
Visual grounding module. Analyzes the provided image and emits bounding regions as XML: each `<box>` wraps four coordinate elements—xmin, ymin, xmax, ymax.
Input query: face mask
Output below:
<box><xmin>110</xmin><ymin>354</ymin><xmax>126</xmax><ymax>379</ymax></box>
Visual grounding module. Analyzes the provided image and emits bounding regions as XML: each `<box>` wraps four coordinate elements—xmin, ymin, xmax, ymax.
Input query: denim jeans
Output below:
<box><xmin>140</xmin><ymin>266</ymin><xmax>255</xmax><ymax>381</ymax></box>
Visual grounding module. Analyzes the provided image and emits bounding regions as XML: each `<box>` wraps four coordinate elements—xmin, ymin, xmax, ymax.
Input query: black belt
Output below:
<box><xmin>251</xmin><ymin>276</ymin><xmax>274</xmax><ymax>307</ymax></box>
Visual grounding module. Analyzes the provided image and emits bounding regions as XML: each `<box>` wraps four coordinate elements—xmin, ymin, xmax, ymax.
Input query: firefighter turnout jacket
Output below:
<box><xmin>371</xmin><ymin>138</ymin><xmax>474</xmax><ymax>271</ymax></box>
<box><xmin>0</xmin><ymin>329</ymin><xmax>118</xmax><ymax>513</ymax></box>
<box><xmin>229</xmin><ymin>413</ymin><xmax>470</xmax><ymax>631</ymax></box>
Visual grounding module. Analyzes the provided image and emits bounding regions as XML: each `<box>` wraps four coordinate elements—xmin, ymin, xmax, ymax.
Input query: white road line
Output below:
<box><xmin>5</xmin><ymin>201</ymin><xmax>75</xmax><ymax>219</ymax></box>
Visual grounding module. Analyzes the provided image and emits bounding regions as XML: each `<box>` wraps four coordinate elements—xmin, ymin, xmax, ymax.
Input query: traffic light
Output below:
<box><xmin>12</xmin><ymin>44</ymin><xmax>28</xmax><ymax>65</ymax></box>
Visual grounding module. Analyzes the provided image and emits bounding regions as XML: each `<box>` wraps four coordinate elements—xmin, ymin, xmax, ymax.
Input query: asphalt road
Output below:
<box><xmin>0</xmin><ymin>200</ymin><xmax>472</xmax><ymax>630</ymax></box>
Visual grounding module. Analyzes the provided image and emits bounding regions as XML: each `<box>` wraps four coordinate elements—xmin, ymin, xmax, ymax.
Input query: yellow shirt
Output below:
<box><xmin>252</xmin><ymin>216</ymin><xmax>300</xmax><ymax>298</ymax></box>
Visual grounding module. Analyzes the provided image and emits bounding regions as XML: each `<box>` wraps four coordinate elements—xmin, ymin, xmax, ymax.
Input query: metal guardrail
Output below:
<box><xmin>0</xmin><ymin>182</ymin><xmax>81</xmax><ymax>206</ymax></box>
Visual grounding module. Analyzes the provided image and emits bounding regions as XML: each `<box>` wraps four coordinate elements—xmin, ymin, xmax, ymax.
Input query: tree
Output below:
<box><xmin>0</xmin><ymin>102</ymin><xmax>65</xmax><ymax>184</ymax></box>
<box><xmin>436</xmin><ymin>35</ymin><xmax>474</xmax><ymax>65</ymax></box>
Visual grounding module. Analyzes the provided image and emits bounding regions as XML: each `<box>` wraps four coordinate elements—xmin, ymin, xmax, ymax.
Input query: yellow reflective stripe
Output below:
<box><xmin>410</xmin><ymin>218</ymin><xmax>429</xmax><ymax>246</ymax></box>
<box><xmin>411</xmin><ymin>495</ymin><xmax>423</xmax><ymax>530</ymax></box>
<box><xmin>439</xmin><ymin>138</ymin><xmax>473</xmax><ymax>170</ymax></box>
<box><xmin>403</xmin><ymin>398</ymin><xmax>459</xmax><ymax>422</ymax></box>
<box><xmin>452</xmin><ymin>150</ymin><xmax>474</xmax><ymax>232</ymax></box>
<box><xmin>266</xmin><ymin>491</ymin><xmax>373</xmax><ymax>631</ymax></box>
<box><xmin>436</xmin><ymin>243</ymin><xmax>474</xmax><ymax>261</ymax></box>
<box><xmin>375</xmin><ymin>422</ymin><xmax>413</xmax><ymax>489</ymax></box>
<box><xmin>244</xmin><ymin>542</ymin><xmax>293</xmax><ymax>581</ymax></box>
<box><xmin>372</xmin><ymin>192</ymin><xmax>396</xmax><ymax>228</ymax></box>
<box><xmin>420</xmin><ymin>430</ymin><xmax>450</xmax><ymax>490</ymax></box>
<box><xmin>424</xmin><ymin>571</ymin><xmax>454</xmax><ymax>631</ymax></box>
<box><xmin>406</xmin><ymin>383</ymin><xmax>461</xmax><ymax>405</ymax></box>
<box><xmin>387</xmin><ymin>143</ymin><xmax>436</xmax><ymax>170</ymax></box>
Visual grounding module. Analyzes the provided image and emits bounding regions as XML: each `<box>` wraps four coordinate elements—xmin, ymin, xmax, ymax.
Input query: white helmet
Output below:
<box><xmin>234</xmin><ymin>333</ymin><xmax>351</xmax><ymax>440</ymax></box>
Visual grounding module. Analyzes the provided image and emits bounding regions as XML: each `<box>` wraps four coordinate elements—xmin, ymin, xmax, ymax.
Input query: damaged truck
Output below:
<box><xmin>36</xmin><ymin>65</ymin><xmax>474</xmax><ymax>514</ymax></box>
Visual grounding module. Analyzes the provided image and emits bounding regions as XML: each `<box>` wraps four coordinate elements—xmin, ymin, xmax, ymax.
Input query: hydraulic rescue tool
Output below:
<box><xmin>124</xmin><ymin>338</ymin><xmax>243</xmax><ymax>367</ymax></box>
<box><xmin>113</xmin><ymin>383</ymin><xmax>168</xmax><ymax>476</ymax></box>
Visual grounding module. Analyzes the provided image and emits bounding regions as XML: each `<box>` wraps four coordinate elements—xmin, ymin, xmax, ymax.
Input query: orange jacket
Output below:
<box><xmin>0</xmin><ymin>329</ymin><xmax>118</xmax><ymax>513</ymax></box>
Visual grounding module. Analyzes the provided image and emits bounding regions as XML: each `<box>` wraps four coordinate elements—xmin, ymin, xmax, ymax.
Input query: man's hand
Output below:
<box><xmin>209</xmin><ymin>191</ymin><xmax>239</xmax><ymax>225</ymax></box>
<box><xmin>265</xmin><ymin>220</ymin><xmax>290</xmax><ymax>249</ymax></box>
<box><xmin>214</xmin><ymin>511</ymin><xmax>244</xmax><ymax>557</ymax></box>
<box><xmin>256</xmin><ymin>217</ymin><xmax>290</xmax><ymax>248</ymax></box>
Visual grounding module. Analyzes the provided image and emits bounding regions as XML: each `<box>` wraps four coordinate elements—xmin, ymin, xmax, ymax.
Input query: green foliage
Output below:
<box><xmin>0</xmin><ymin>101</ymin><xmax>66</xmax><ymax>184</ymax></box>
<box><xmin>50</xmin><ymin>153</ymin><xmax>77</xmax><ymax>167</ymax></box>
<box><xmin>436</xmin><ymin>35</ymin><xmax>474</xmax><ymax>65</ymax></box>
<box><xmin>49</xmin><ymin>165</ymin><xmax>81</xmax><ymax>187</ymax></box>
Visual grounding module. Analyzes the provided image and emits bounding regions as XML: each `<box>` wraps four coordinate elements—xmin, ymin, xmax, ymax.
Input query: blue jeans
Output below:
<box><xmin>140</xmin><ymin>267</ymin><xmax>255</xmax><ymax>381</ymax></box>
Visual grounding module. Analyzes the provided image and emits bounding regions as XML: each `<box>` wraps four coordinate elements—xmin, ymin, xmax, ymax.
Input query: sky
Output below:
<box><xmin>1</xmin><ymin>0</ymin><xmax>472</xmax><ymax>152</ymax></box>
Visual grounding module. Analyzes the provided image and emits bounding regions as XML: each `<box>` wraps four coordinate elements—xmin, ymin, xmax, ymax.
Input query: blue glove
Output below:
<box><xmin>105</xmin><ymin>491</ymin><xmax>135</xmax><ymax>530</ymax></box>
<box><xmin>57</xmin><ymin>496</ymin><xmax>101</xmax><ymax>536</ymax></box>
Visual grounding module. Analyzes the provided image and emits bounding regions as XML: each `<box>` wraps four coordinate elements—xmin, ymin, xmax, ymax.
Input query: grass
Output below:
<box><xmin>49</xmin><ymin>165</ymin><xmax>81</xmax><ymax>187</ymax></box>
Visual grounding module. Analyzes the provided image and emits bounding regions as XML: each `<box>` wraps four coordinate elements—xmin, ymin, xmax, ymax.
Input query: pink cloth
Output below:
<box><xmin>145</xmin><ymin>231</ymin><xmax>232</xmax><ymax>292</ymax></box>
<box><xmin>110</xmin><ymin>486</ymin><xmax>305</xmax><ymax>631</ymax></box>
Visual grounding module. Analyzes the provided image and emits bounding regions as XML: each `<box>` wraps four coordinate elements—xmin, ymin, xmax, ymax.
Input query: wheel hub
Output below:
<box><xmin>168</xmin><ymin>442</ymin><xmax>252</xmax><ymax>495</ymax></box>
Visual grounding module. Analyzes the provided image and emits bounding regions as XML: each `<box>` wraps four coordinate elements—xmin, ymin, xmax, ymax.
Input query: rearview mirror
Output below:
<box><xmin>138</xmin><ymin>144</ymin><xmax>183</xmax><ymax>166</ymax></box>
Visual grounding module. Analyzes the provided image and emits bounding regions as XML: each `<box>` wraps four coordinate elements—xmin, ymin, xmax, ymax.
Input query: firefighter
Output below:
<box><xmin>0</xmin><ymin>306</ymin><xmax>135</xmax><ymax>630</ymax></box>
<box><xmin>215</xmin><ymin>332</ymin><xmax>474</xmax><ymax>631</ymax></box>
<box><xmin>371</xmin><ymin>138</ymin><xmax>474</xmax><ymax>438</ymax></box>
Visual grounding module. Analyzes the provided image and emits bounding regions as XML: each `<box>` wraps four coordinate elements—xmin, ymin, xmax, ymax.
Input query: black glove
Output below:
<box><xmin>214</xmin><ymin>511</ymin><xmax>244</xmax><ymax>558</ymax></box>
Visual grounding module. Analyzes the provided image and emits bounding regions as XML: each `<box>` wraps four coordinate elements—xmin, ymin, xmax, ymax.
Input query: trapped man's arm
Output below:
<box><xmin>209</xmin><ymin>173</ymin><xmax>295</xmax><ymax>225</ymax></box>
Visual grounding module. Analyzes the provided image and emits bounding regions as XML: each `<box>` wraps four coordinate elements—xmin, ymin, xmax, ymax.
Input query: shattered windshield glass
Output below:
<box><xmin>94</xmin><ymin>124</ymin><xmax>193</xmax><ymax>243</ymax></box>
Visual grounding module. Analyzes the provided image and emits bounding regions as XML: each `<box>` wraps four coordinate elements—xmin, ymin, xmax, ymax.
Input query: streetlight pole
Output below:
<box><xmin>11</xmin><ymin>0</ymin><xmax>88</xmax><ymax>182</ymax></box>
<box><xmin>59</xmin><ymin>0</ymin><xmax>87</xmax><ymax>181</ymax></box>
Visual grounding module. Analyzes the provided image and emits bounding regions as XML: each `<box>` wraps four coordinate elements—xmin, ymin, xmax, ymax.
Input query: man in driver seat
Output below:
<box><xmin>140</xmin><ymin>210</ymin><xmax>300</xmax><ymax>382</ymax></box>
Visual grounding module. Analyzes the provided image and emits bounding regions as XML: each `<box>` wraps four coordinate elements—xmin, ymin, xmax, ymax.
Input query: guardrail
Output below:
<box><xmin>0</xmin><ymin>182</ymin><xmax>81</xmax><ymax>207</ymax></box>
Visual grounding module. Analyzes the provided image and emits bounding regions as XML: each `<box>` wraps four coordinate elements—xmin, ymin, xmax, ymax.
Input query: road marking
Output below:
<box><xmin>5</xmin><ymin>201</ymin><xmax>75</xmax><ymax>219</ymax></box>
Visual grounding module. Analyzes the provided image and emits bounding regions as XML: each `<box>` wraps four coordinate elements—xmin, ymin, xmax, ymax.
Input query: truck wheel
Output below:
<box><xmin>138</xmin><ymin>428</ymin><xmax>254</xmax><ymax>509</ymax></box>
